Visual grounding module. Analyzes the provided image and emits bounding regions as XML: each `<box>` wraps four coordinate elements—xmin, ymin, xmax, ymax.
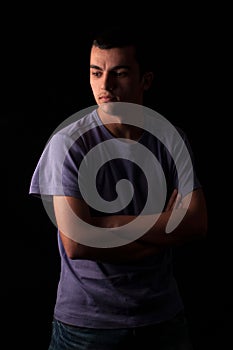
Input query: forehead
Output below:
<box><xmin>90</xmin><ymin>45</ymin><xmax>138</xmax><ymax>69</ymax></box>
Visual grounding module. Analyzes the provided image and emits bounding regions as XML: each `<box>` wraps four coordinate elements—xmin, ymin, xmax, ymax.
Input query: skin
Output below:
<box><xmin>90</xmin><ymin>45</ymin><xmax>154</xmax><ymax>140</ymax></box>
<box><xmin>53</xmin><ymin>45</ymin><xmax>208</xmax><ymax>262</ymax></box>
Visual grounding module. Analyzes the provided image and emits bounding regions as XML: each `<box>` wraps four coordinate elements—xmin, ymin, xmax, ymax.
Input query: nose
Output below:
<box><xmin>101</xmin><ymin>72</ymin><xmax>114</xmax><ymax>91</ymax></box>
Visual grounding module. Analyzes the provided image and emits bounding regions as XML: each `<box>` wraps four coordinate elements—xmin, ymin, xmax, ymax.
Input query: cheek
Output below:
<box><xmin>90</xmin><ymin>82</ymin><xmax>99</xmax><ymax>102</ymax></box>
<box><xmin>90</xmin><ymin>81</ymin><xmax>97</xmax><ymax>94</ymax></box>
<box><xmin>126</xmin><ymin>82</ymin><xmax>143</xmax><ymax>95</ymax></box>
<box><xmin>90</xmin><ymin>79</ymin><xmax>99</xmax><ymax>91</ymax></box>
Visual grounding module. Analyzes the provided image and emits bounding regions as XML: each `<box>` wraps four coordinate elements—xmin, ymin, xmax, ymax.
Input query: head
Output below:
<box><xmin>89</xmin><ymin>26</ymin><xmax>154</xmax><ymax>108</ymax></box>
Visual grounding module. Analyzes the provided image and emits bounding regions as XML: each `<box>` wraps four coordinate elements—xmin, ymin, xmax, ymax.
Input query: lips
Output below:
<box><xmin>99</xmin><ymin>95</ymin><xmax>116</xmax><ymax>103</ymax></box>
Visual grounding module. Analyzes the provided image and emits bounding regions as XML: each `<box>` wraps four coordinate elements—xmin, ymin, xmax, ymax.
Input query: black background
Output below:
<box><xmin>3</xmin><ymin>5</ymin><xmax>232</xmax><ymax>349</ymax></box>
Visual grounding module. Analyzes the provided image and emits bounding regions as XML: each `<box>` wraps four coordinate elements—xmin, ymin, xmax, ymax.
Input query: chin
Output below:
<box><xmin>99</xmin><ymin>101</ymin><xmax>122</xmax><ymax>116</ymax></box>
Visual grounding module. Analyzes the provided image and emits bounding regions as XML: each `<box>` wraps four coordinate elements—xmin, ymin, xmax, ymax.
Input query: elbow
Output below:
<box><xmin>66</xmin><ymin>247</ymin><xmax>81</xmax><ymax>260</ymax></box>
<box><xmin>61</xmin><ymin>239</ymin><xmax>87</xmax><ymax>260</ymax></box>
<box><xmin>67</xmin><ymin>252</ymin><xmax>80</xmax><ymax>260</ymax></box>
<box><xmin>200</xmin><ymin>218</ymin><xmax>208</xmax><ymax>239</ymax></box>
<box><xmin>200</xmin><ymin>207</ymin><xmax>208</xmax><ymax>239</ymax></box>
<box><xmin>66</xmin><ymin>244</ymin><xmax>94</xmax><ymax>260</ymax></box>
<box><xmin>181</xmin><ymin>209</ymin><xmax>208</xmax><ymax>242</ymax></box>
<box><xmin>194</xmin><ymin>213</ymin><xmax>208</xmax><ymax>240</ymax></box>
<box><xmin>196</xmin><ymin>192</ymin><xmax>208</xmax><ymax>239</ymax></box>
<box><xmin>198</xmin><ymin>223</ymin><xmax>208</xmax><ymax>240</ymax></box>
<box><xmin>59</xmin><ymin>231</ymin><xmax>92</xmax><ymax>260</ymax></box>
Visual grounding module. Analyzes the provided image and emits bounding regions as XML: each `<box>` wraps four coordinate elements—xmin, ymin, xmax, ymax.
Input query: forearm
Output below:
<box><xmin>91</xmin><ymin>212</ymin><xmax>182</xmax><ymax>247</ymax></box>
<box><xmin>92</xmin><ymin>191</ymin><xmax>207</xmax><ymax>247</ymax></box>
<box><xmin>53</xmin><ymin>196</ymin><xmax>161</xmax><ymax>262</ymax></box>
<box><xmin>61</xmin><ymin>209</ymin><xmax>197</xmax><ymax>261</ymax></box>
<box><xmin>138</xmin><ymin>208</ymin><xmax>207</xmax><ymax>246</ymax></box>
<box><xmin>59</xmin><ymin>228</ymin><xmax>161</xmax><ymax>262</ymax></box>
<box><xmin>53</xmin><ymin>189</ymin><xmax>207</xmax><ymax>262</ymax></box>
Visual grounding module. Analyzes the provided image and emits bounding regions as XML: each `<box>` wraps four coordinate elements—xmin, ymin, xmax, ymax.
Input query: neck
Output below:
<box><xmin>97</xmin><ymin>105</ymin><xmax>145</xmax><ymax>141</ymax></box>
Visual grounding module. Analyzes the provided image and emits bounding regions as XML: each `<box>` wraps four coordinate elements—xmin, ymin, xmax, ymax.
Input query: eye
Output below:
<box><xmin>91</xmin><ymin>70</ymin><xmax>102</xmax><ymax>77</ymax></box>
<box><xmin>112</xmin><ymin>71</ymin><xmax>128</xmax><ymax>77</ymax></box>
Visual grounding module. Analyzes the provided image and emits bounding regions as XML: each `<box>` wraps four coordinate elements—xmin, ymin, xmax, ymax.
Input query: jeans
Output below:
<box><xmin>48</xmin><ymin>311</ymin><xmax>193</xmax><ymax>350</ymax></box>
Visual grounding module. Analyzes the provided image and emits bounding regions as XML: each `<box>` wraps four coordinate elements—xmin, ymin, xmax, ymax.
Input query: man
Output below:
<box><xmin>30</xmin><ymin>26</ymin><xmax>207</xmax><ymax>349</ymax></box>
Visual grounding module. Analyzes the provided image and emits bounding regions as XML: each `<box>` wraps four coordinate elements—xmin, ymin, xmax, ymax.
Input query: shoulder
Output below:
<box><xmin>49</xmin><ymin>108</ymin><xmax>99</xmax><ymax>143</ymax></box>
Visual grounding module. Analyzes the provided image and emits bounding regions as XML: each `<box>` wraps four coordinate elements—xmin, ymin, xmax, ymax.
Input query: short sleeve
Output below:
<box><xmin>29</xmin><ymin>132</ymin><xmax>85</xmax><ymax>201</ymax></box>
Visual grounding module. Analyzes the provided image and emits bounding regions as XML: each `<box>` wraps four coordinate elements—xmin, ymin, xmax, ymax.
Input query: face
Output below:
<box><xmin>90</xmin><ymin>45</ymin><xmax>149</xmax><ymax>109</ymax></box>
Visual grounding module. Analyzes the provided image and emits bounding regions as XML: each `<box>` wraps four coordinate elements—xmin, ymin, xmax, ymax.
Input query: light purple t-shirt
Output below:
<box><xmin>29</xmin><ymin>109</ymin><xmax>201</xmax><ymax>328</ymax></box>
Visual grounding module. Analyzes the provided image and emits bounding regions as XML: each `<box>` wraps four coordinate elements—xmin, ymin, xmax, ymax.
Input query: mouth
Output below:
<box><xmin>99</xmin><ymin>95</ymin><xmax>117</xmax><ymax>103</ymax></box>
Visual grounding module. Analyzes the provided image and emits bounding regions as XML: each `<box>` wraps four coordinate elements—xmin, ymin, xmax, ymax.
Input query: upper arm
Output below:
<box><xmin>53</xmin><ymin>195</ymin><xmax>91</xmax><ymax>225</ymax></box>
<box><xmin>167</xmin><ymin>187</ymin><xmax>208</xmax><ymax>240</ymax></box>
<box><xmin>186</xmin><ymin>187</ymin><xmax>208</xmax><ymax>234</ymax></box>
<box><xmin>53</xmin><ymin>196</ymin><xmax>91</xmax><ymax>259</ymax></box>
<box><xmin>182</xmin><ymin>188</ymin><xmax>208</xmax><ymax>229</ymax></box>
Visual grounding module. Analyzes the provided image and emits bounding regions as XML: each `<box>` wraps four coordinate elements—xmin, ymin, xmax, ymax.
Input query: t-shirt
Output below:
<box><xmin>29</xmin><ymin>108</ymin><xmax>201</xmax><ymax>328</ymax></box>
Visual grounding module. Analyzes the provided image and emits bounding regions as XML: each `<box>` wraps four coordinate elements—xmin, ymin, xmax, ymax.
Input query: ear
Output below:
<box><xmin>142</xmin><ymin>72</ymin><xmax>154</xmax><ymax>91</ymax></box>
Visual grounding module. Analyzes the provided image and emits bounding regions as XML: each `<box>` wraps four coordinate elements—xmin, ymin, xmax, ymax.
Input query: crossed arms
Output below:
<box><xmin>52</xmin><ymin>187</ymin><xmax>207</xmax><ymax>263</ymax></box>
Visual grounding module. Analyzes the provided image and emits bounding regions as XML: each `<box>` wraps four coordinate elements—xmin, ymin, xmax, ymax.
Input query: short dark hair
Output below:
<box><xmin>91</xmin><ymin>26</ymin><xmax>155</xmax><ymax>75</ymax></box>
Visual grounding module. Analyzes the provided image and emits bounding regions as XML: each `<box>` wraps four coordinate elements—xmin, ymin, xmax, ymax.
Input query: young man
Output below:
<box><xmin>29</xmin><ymin>26</ymin><xmax>207</xmax><ymax>349</ymax></box>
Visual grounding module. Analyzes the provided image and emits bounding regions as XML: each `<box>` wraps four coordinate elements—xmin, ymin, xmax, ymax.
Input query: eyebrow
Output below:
<box><xmin>90</xmin><ymin>64</ymin><xmax>131</xmax><ymax>70</ymax></box>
